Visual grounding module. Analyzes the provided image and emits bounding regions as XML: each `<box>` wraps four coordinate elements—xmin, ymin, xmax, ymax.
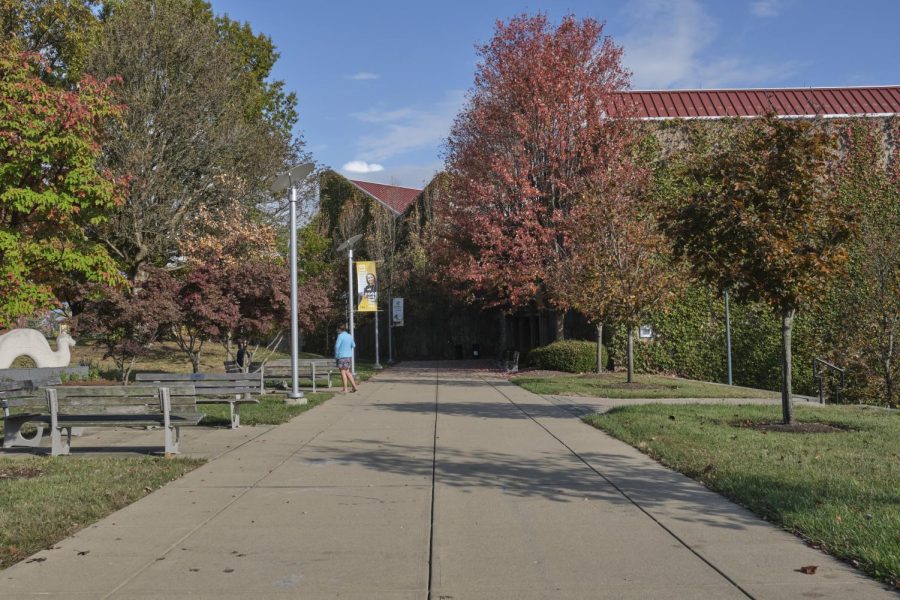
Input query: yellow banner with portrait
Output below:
<box><xmin>356</xmin><ymin>261</ymin><xmax>378</xmax><ymax>312</ymax></box>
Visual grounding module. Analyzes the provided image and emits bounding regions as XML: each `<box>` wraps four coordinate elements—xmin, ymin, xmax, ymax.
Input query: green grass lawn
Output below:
<box><xmin>513</xmin><ymin>372</ymin><xmax>777</xmax><ymax>399</ymax></box>
<box><xmin>200</xmin><ymin>392</ymin><xmax>334</xmax><ymax>427</ymax></box>
<box><xmin>0</xmin><ymin>456</ymin><xmax>203</xmax><ymax>569</ymax></box>
<box><xmin>586</xmin><ymin>403</ymin><xmax>900</xmax><ymax>587</ymax></box>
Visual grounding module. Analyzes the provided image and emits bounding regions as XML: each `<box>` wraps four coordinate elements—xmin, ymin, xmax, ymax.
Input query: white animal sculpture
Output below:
<box><xmin>0</xmin><ymin>328</ymin><xmax>76</xmax><ymax>369</ymax></box>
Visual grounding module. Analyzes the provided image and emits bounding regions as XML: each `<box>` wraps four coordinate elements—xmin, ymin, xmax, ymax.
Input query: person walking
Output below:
<box><xmin>334</xmin><ymin>323</ymin><xmax>358</xmax><ymax>394</ymax></box>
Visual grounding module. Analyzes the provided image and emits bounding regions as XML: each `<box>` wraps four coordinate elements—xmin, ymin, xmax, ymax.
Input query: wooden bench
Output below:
<box><xmin>46</xmin><ymin>385</ymin><xmax>202</xmax><ymax>457</ymax></box>
<box><xmin>135</xmin><ymin>373</ymin><xmax>263</xmax><ymax>429</ymax></box>
<box><xmin>257</xmin><ymin>358</ymin><xmax>335</xmax><ymax>392</ymax></box>
<box><xmin>1</xmin><ymin>380</ymin><xmax>49</xmax><ymax>448</ymax></box>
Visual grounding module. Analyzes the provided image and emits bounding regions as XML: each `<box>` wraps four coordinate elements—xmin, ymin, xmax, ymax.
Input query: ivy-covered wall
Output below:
<box><xmin>608</xmin><ymin>284</ymin><xmax>830</xmax><ymax>397</ymax></box>
<box><xmin>606</xmin><ymin>117</ymin><xmax>898</xmax><ymax>407</ymax></box>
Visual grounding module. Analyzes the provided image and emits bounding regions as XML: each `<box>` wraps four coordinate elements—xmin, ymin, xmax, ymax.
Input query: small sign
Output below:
<box><xmin>638</xmin><ymin>324</ymin><xmax>654</xmax><ymax>339</ymax></box>
<box><xmin>392</xmin><ymin>298</ymin><xmax>404</xmax><ymax>327</ymax></box>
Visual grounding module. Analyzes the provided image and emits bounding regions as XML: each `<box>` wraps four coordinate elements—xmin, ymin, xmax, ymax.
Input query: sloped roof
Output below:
<box><xmin>349</xmin><ymin>180</ymin><xmax>422</xmax><ymax>215</ymax></box>
<box><xmin>612</xmin><ymin>86</ymin><xmax>900</xmax><ymax>120</ymax></box>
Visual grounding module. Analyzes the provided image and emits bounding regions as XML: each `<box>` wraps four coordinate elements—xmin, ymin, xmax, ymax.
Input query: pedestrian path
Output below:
<box><xmin>0</xmin><ymin>364</ymin><xmax>893</xmax><ymax>599</ymax></box>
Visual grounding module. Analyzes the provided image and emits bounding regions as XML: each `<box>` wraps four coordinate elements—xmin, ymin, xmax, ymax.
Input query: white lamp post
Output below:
<box><xmin>271</xmin><ymin>162</ymin><xmax>315</xmax><ymax>402</ymax></box>
<box><xmin>336</xmin><ymin>234</ymin><xmax>362</xmax><ymax>376</ymax></box>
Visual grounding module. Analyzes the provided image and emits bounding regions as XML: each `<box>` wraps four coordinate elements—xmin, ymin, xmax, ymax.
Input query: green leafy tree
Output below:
<box><xmin>1</xmin><ymin>0</ymin><xmax>101</xmax><ymax>82</ymax></box>
<box><xmin>214</xmin><ymin>13</ymin><xmax>298</xmax><ymax>137</ymax></box>
<box><xmin>87</xmin><ymin>0</ymin><xmax>301</xmax><ymax>278</ymax></box>
<box><xmin>0</xmin><ymin>47</ymin><xmax>122</xmax><ymax>326</ymax></box>
<box><xmin>663</xmin><ymin>116</ymin><xmax>856</xmax><ymax>424</ymax></box>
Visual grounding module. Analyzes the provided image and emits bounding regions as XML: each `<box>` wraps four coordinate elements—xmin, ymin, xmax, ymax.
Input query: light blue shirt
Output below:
<box><xmin>334</xmin><ymin>331</ymin><xmax>356</xmax><ymax>359</ymax></box>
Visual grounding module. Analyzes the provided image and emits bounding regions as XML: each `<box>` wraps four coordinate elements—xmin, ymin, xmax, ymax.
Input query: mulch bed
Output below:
<box><xmin>0</xmin><ymin>465</ymin><xmax>44</xmax><ymax>480</ymax></box>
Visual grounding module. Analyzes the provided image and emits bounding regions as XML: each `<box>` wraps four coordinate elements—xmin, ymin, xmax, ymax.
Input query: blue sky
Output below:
<box><xmin>209</xmin><ymin>0</ymin><xmax>899</xmax><ymax>188</ymax></box>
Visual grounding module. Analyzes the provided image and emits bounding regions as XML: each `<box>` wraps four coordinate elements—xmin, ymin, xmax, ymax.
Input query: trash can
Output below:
<box><xmin>472</xmin><ymin>343</ymin><xmax>480</xmax><ymax>358</ymax></box>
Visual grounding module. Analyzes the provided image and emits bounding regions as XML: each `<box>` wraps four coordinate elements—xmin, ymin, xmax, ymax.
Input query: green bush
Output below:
<box><xmin>527</xmin><ymin>340</ymin><xmax>606</xmax><ymax>373</ymax></box>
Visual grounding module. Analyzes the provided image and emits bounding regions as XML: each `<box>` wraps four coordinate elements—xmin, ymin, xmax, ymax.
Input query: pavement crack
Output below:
<box><xmin>426</xmin><ymin>364</ymin><xmax>440</xmax><ymax>600</ymax></box>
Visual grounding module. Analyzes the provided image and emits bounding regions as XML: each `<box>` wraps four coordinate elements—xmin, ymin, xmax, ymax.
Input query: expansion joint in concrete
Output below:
<box><xmin>484</xmin><ymin>378</ymin><xmax>758</xmax><ymax>600</ymax></box>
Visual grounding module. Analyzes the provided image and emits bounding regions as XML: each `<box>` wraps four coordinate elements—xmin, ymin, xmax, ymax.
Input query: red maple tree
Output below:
<box><xmin>438</xmin><ymin>13</ymin><xmax>635</xmax><ymax>312</ymax></box>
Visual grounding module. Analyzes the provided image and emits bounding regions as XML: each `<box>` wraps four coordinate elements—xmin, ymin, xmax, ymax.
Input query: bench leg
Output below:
<box><xmin>231</xmin><ymin>402</ymin><xmax>240</xmax><ymax>429</ymax></box>
<box><xmin>50</xmin><ymin>427</ymin><xmax>71</xmax><ymax>456</ymax></box>
<box><xmin>3</xmin><ymin>420</ymin><xmax>44</xmax><ymax>448</ymax></box>
<box><xmin>164</xmin><ymin>426</ymin><xmax>180</xmax><ymax>456</ymax></box>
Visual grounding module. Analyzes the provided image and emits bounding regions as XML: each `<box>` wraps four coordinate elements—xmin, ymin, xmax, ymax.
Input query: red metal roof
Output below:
<box><xmin>349</xmin><ymin>179</ymin><xmax>421</xmax><ymax>215</ymax></box>
<box><xmin>612</xmin><ymin>86</ymin><xmax>900</xmax><ymax>119</ymax></box>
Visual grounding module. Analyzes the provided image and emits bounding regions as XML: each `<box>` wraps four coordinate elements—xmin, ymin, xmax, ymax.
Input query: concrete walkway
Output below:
<box><xmin>0</xmin><ymin>363</ymin><xmax>894</xmax><ymax>599</ymax></box>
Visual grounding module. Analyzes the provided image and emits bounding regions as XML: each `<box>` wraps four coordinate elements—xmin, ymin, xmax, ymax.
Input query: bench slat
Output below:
<box><xmin>52</xmin><ymin>385</ymin><xmax>196</xmax><ymax>398</ymax></box>
<box><xmin>54</xmin><ymin>413</ymin><xmax>203</xmax><ymax>427</ymax></box>
<box><xmin>136</xmin><ymin>373</ymin><xmax>261</xmax><ymax>382</ymax></box>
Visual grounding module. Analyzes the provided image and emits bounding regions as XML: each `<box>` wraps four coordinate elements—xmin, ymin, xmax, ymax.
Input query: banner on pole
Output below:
<box><xmin>356</xmin><ymin>261</ymin><xmax>378</xmax><ymax>312</ymax></box>
<box><xmin>392</xmin><ymin>298</ymin><xmax>404</xmax><ymax>327</ymax></box>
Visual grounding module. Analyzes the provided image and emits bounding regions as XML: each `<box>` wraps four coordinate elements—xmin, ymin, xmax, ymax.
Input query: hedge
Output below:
<box><xmin>528</xmin><ymin>340</ymin><xmax>607</xmax><ymax>373</ymax></box>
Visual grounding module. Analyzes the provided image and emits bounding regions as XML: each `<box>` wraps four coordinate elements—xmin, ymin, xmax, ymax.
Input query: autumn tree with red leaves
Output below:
<box><xmin>439</xmin><ymin>14</ymin><xmax>634</xmax><ymax>323</ymax></box>
<box><xmin>77</xmin><ymin>268</ymin><xmax>181</xmax><ymax>383</ymax></box>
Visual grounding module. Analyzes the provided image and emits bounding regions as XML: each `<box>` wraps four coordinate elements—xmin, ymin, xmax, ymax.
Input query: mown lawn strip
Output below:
<box><xmin>0</xmin><ymin>456</ymin><xmax>203</xmax><ymax>569</ymax></box>
<box><xmin>200</xmin><ymin>391</ymin><xmax>334</xmax><ymax>427</ymax></box>
<box><xmin>586</xmin><ymin>403</ymin><xmax>899</xmax><ymax>587</ymax></box>
<box><xmin>514</xmin><ymin>372</ymin><xmax>776</xmax><ymax>399</ymax></box>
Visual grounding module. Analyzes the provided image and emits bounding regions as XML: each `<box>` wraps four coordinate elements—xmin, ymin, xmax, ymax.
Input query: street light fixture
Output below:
<box><xmin>271</xmin><ymin>162</ymin><xmax>315</xmax><ymax>402</ymax></box>
<box><xmin>336</xmin><ymin>234</ymin><xmax>363</xmax><ymax>375</ymax></box>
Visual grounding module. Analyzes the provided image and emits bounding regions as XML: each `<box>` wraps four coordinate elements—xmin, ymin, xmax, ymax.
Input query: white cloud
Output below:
<box><xmin>750</xmin><ymin>0</ymin><xmax>782</xmax><ymax>17</ymax></box>
<box><xmin>347</xmin><ymin>72</ymin><xmax>380</xmax><ymax>81</ymax></box>
<box><xmin>351</xmin><ymin>90</ymin><xmax>465</xmax><ymax>162</ymax></box>
<box><xmin>342</xmin><ymin>160</ymin><xmax>384</xmax><ymax>173</ymax></box>
<box><xmin>697</xmin><ymin>57</ymin><xmax>806</xmax><ymax>88</ymax></box>
<box><xmin>622</xmin><ymin>0</ymin><xmax>802</xmax><ymax>89</ymax></box>
<box><xmin>622</xmin><ymin>0</ymin><xmax>716</xmax><ymax>89</ymax></box>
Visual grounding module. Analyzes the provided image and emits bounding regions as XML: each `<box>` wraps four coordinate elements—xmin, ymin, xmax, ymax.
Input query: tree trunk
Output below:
<box><xmin>554</xmin><ymin>310</ymin><xmax>565</xmax><ymax>341</ymax></box>
<box><xmin>781</xmin><ymin>307</ymin><xmax>796</xmax><ymax>424</ymax></box>
<box><xmin>626</xmin><ymin>326</ymin><xmax>634</xmax><ymax>383</ymax></box>
<box><xmin>191</xmin><ymin>351</ymin><xmax>201</xmax><ymax>374</ymax></box>
<box><xmin>884</xmin><ymin>330</ymin><xmax>894</xmax><ymax>406</ymax></box>
<box><xmin>122</xmin><ymin>357</ymin><xmax>137</xmax><ymax>385</ymax></box>
<box><xmin>498</xmin><ymin>311</ymin><xmax>507</xmax><ymax>351</ymax></box>
<box><xmin>596</xmin><ymin>323</ymin><xmax>604</xmax><ymax>374</ymax></box>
